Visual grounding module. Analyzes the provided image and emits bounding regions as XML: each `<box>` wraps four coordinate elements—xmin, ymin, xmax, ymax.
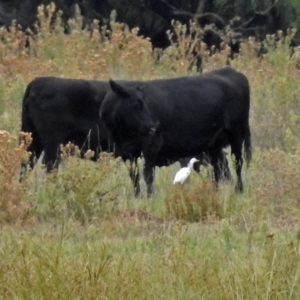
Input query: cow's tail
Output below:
<box><xmin>243</xmin><ymin>125</ymin><xmax>252</xmax><ymax>168</ymax></box>
<box><xmin>19</xmin><ymin>83</ymin><xmax>33</xmax><ymax>180</ymax></box>
<box><xmin>19</xmin><ymin>81</ymin><xmax>40</xmax><ymax>180</ymax></box>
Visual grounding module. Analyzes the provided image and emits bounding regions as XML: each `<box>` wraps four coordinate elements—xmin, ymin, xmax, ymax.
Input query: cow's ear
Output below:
<box><xmin>136</xmin><ymin>85</ymin><xmax>145</xmax><ymax>92</ymax></box>
<box><xmin>109</xmin><ymin>79</ymin><xmax>130</xmax><ymax>98</ymax></box>
<box><xmin>135</xmin><ymin>99</ymin><xmax>144</xmax><ymax>110</ymax></box>
<box><xmin>136</xmin><ymin>85</ymin><xmax>147</xmax><ymax>100</ymax></box>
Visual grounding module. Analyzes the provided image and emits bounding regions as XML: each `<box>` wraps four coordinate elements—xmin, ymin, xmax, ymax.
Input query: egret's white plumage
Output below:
<box><xmin>173</xmin><ymin>158</ymin><xmax>199</xmax><ymax>184</ymax></box>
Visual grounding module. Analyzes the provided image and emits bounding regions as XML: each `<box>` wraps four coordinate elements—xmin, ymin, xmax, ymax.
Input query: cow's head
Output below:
<box><xmin>100</xmin><ymin>80</ymin><xmax>158</xmax><ymax>155</ymax></box>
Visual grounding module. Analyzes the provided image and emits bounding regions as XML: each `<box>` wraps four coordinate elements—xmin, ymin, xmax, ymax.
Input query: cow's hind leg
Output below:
<box><xmin>43</xmin><ymin>141</ymin><xmax>60</xmax><ymax>173</ymax></box>
<box><xmin>230</xmin><ymin>139</ymin><xmax>244</xmax><ymax>193</ymax></box>
<box><xmin>219</xmin><ymin>151</ymin><xmax>231</xmax><ymax>182</ymax></box>
<box><xmin>19</xmin><ymin>135</ymin><xmax>43</xmax><ymax>181</ymax></box>
<box><xmin>210</xmin><ymin>148</ymin><xmax>232</xmax><ymax>189</ymax></box>
<box><xmin>210</xmin><ymin>151</ymin><xmax>222</xmax><ymax>189</ymax></box>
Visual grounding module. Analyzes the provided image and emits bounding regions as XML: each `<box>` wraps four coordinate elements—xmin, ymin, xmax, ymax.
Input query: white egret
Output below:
<box><xmin>173</xmin><ymin>158</ymin><xmax>199</xmax><ymax>184</ymax></box>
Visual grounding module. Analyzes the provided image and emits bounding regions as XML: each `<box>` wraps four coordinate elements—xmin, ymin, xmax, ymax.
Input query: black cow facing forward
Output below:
<box><xmin>20</xmin><ymin>77</ymin><xmax>109</xmax><ymax>177</ymax></box>
<box><xmin>100</xmin><ymin>67</ymin><xmax>252</xmax><ymax>196</ymax></box>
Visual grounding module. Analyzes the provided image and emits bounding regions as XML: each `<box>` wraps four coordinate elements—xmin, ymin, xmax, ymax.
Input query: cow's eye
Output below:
<box><xmin>125</xmin><ymin>128</ymin><xmax>138</xmax><ymax>137</ymax></box>
<box><xmin>135</xmin><ymin>99</ymin><xmax>143</xmax><ymax>110</ymax></box>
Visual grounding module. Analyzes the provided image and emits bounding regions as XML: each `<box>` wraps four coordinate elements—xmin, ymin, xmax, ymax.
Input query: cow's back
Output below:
<box><xmin>21</xmin><ymin>77</ymin><xmax>109</xmax><ymax>171</ymax></box>
<box><xmin>143</xmin><ymin>68</ymin><xmax>249</xmax><ymax>151</ymax></box>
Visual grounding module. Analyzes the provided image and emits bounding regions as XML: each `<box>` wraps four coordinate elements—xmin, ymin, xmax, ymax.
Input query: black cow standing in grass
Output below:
<box><xmin>20</xmin><ymin>77</ymin><xmax>110</xmax><ymax>177</ymax></box>
<box><xmin>100</xmin><ymin>67</ymin><xmax>252</xmax><ymax>196</ymax></box>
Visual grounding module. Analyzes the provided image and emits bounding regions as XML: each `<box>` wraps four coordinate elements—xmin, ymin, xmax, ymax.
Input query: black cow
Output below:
<box><xmin>100</xmin><ymin>67</ymin><xmax>252</xmax><ymax>196</ymax></box>
<box><xmin>20</xmin><ymin>77</ymin><xmax>109</xmax><ymax>177</ymax></box>
<box><xmin>196</xmin><ymin>13</ymin><xmax>226</xmax><ymax>31</ymax></box>
<box><xmin>201</xmin><ymin>28</ymin><xmax>224</xmax><ymax>52</ymax></box>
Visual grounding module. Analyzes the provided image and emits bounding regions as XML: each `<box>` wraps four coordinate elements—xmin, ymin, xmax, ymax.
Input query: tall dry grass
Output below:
<box><xmin>0</xmin><ymin>4</ymin><xmax>299</xmax><ymax>298</ymax></box>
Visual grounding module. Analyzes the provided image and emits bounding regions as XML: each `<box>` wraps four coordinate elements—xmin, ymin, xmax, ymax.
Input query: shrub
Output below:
<box><xmin>249</xmin><ymin>147</ymin><xmax>300</xmax><ymax>221</ymax></box>
<box><xmin>0</xmin><ymin>131</ymin><xmax>32</xmax><ymax>223</ymax></box>
<box><xmin>164</xmin><ymin>178</ymin><xmax>225</xmax><ymax>223</ymax></box>
<box><xmin>32</xmin><ymin>145</ymin><xmax>126</xmax><ymax>225</ymax></box>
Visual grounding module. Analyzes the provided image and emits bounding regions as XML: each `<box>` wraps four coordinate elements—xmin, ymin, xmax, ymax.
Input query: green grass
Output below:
<box><xmin>0</xmin><ymin>218</ymin><xmax>300</xmax><ymax>299</ymax></box>
<box><xmin>0</xmin><ymin>7</ymin><xmax>299</xmax><ymax>299</ymax></box>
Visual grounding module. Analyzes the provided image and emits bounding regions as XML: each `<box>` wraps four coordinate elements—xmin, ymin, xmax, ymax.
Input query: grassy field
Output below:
<box><xmin>0</xmin><ymin>6</ymin><xmax>300</xmax><ymax>299</ymax></box>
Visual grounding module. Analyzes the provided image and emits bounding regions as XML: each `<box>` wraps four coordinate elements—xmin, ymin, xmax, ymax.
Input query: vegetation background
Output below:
<box><xmin>3</xmin><ymin>0</ymin><xmax>300</xmax><ymax>29</ymax></box>
<box><xmin>0</xmin><ymin>3</ymin><xmax>299</xmax><ymax>299</ymax></box>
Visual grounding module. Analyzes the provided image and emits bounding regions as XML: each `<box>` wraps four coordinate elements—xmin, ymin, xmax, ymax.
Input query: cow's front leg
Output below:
<box><xmin>129</xmin><ymin>160</ymin><xmax>141</xmax><ymax>197</ymax></box>
<box><xmin>142</xmin><ymin>134</ymin><xmax>162</xmax><ymax>197</ymax></box>
<box><xmin>143</xmin><ymin>160</ymin><xmax>155</xmax><ymax>197</ymax></box>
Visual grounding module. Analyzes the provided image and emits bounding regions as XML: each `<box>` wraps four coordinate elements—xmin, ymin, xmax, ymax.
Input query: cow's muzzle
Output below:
<box><xmin>149</xmin><ymin>127</ymin><xmax>156</xmax><ymax>136</ymax></box>
<box><xmin>148</xmin><ymin>121</ymin><xmax>160</xmax><ymax>136</ymax></box>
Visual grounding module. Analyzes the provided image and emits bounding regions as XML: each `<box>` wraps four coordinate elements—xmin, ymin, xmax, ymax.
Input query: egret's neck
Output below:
<box><xmin>187</xmin><ymin>162</ymin><xmax>194</xmax><ymax>169</ymax></box>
